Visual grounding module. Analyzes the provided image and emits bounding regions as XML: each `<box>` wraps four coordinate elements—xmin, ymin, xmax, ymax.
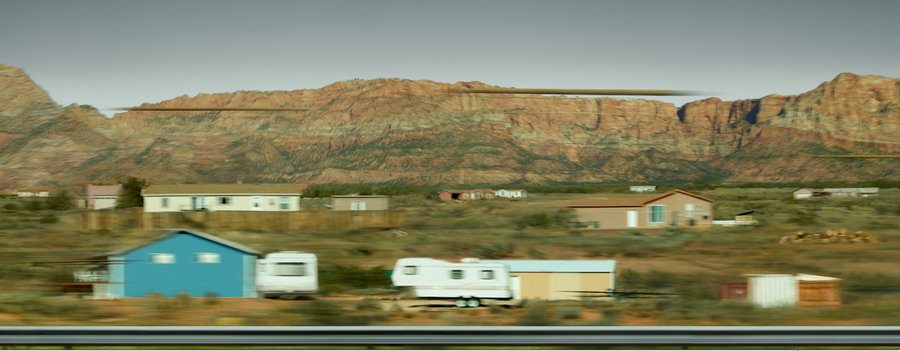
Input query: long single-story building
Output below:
<box><xmin>481</xmin><ymin>260</ymin><xmax>616</xmax><ymax>301</ymax></box>
<box><xmin>563</xmin><ymin>189</ymin><xmax>714</xmax><ymax>229</ymax></box>
<box><xmin>142</xmin><ymin>183</ymin><xmax>304</xmax><ymax>213</ymax></box>
<box><xmin>17</xmin><ymin>189</ymin><xmax>49</xmax><ymax>197</ymax></box>
<box><xmin>438</xmin><ymin>189</ymin><xmax>495</xmax><ymax>201</ymax></box>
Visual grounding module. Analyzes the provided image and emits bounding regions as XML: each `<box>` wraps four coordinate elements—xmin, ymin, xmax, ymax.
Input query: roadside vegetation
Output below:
<box><xmin>0</xmin><ymin>185</ymin><xmax>897</xmax><ymax>326</ymax></box>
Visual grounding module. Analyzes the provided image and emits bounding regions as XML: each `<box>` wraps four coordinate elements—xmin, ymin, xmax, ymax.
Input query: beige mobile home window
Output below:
<box><xmin>218</xmin><ymin>197</ymin><xmax>232</xmax><ymax>205</ymax></box>
<box><xmin>194</xmin><ymin>253</ymin><xmax>220</xmax><ymax>264</ymax></box>
<box><xmin>280</xmin><ymin>197</ymin><xmax>290</xmax><ymax>210</ymax></box>
<box><xmin>648</xmin><ymin>205</ymin><xmax>665</xmax><ymax>223</ymax></box>
<box><xmin>351</xmin><ymin>201</ymin><xmax>366</xmax><ymax>211</ymax></box>
<box><xmin>685</xmin><ymin>203</ymin><xmax>694</xmax><ymax>217</ymax></box>
<box><xmin>480</xmin><ymin>270</ymin><xmax>495</xmax><ymax>279</ymax></box>
<box><xmin>404</xmin><ymin>266</ymin><xmax>418</xmax><ymax>275</ymax></box>
<box><xmin>161</xmin><ymin>198</ymin><xmax>168</xmax><ymax>208</ymax></box>
<box><xmin>450</xmin><ymin>270</ymin><xmax>464</xmax><ymax>279</ymax></box>
<box><xmin>276</xmin><ymin>262</ymin><xmax>306</xmax><ymax>276</ymax></box>
<box><xmin>148</xmin><ymin>253</ymin><xmax>175</xmax><ymax>264</ymax></box>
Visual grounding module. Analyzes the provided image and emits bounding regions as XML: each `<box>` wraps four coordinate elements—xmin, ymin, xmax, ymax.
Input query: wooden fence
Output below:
<box><xmin>79</xmin><ymin>210</ymin><xmax>403</xmax><ymax>231</ymax></box>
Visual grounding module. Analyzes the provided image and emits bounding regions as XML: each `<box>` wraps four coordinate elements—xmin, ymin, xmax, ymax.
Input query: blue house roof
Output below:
<box><xmin>480</xmin><ymin>260</ymin><xmax>616</xmax><ymax>273</ymax></box>
<box><xmin>105</xmin><ymin>228</ymin><xmax>261</xmax><ymax>257</ymax></box>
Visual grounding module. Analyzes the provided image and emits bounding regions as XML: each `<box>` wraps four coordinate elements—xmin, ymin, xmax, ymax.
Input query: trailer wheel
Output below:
<box><xmin>466</xmin><ymin>298</ymin><xmax>480</xmax><ymax>308</ymax></box>
<box><xmin>455</xmin><ymin>298</ymin><xmax>468</xmax><ymax>308</ymax></box>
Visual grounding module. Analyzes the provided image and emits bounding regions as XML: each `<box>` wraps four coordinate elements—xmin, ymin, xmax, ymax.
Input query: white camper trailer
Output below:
<box><xmin>256</xmin><ymin>251</ymin><xmax>318</xmax><ymax>299</ymax></box>
<box><xmin>391</xmin><ymin>257</ymin><xmax>513</xmax><ymax>307</ymax></box>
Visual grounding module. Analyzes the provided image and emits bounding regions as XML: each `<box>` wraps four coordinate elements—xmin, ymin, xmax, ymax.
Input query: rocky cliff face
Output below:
<box><xmin>1</xmin><ymin>63</ymin><xmax>897</xmax><ymax>190</ymax></box>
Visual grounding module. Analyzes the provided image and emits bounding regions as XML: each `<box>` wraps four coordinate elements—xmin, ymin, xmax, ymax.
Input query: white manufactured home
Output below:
<box><xmin>493</xmin><ymin>189</ymin><xmax>528</xmax><ymax>199</ymax></box>
<box><xmin>256</xmin><ymin>251</ymin><xmax>318</xmax><ymax>299</ymax></box>
<box><xmin>142</xmin><ymin>184</ymin><xmax>304</xmax><ymax>213</ymax></box>
<box><xmin>391</xmin><ymin>258</ymin><xmax>513</xmax><ymax>307</ymax></box>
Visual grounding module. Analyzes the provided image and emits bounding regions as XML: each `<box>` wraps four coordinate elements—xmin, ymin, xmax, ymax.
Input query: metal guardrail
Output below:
<box><xmin>0</xmin><ymin>326</ymin><xmax>898</xmax><ymax>347</ymax></box>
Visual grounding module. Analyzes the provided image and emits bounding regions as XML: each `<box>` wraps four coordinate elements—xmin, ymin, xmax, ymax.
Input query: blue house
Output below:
<box><xmin>104</xmin><ymin>229</ymin><xmax>260</xmax><ymax>298</ymax></box>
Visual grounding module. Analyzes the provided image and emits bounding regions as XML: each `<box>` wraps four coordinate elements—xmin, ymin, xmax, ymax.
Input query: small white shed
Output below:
<box><xmin>746</xmin><ymin>274</ymin><xmax>798</xmax><ymax>308</ymax></box>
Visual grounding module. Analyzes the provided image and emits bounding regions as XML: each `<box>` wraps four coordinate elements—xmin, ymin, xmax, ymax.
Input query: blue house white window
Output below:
<box><xmin>648</xmin><ymin>205</ymin><xmax>666</xmax><ymax>223</ymax></box>
<box><xmin>194</xmin><ymin>253</ymin><xmax>220</xmax><ymax>264</ymax></box>
<box><xmin>148</xmin><ymin>253</ymin><xmax>175</xmax><ymax>264</ymax></box>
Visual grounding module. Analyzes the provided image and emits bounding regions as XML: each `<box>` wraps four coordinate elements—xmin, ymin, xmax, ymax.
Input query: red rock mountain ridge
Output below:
<box><xmin>0</xmin><ymin>63</ymin><xmax>897</xmax><ymax>191</ymax></box>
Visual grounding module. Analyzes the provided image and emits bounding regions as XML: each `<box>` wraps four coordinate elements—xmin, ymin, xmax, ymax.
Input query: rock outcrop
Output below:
<box><xmin>1</xmin><ymin>63</ymin><xmax>897</xmax><ymax>190</ymax></box>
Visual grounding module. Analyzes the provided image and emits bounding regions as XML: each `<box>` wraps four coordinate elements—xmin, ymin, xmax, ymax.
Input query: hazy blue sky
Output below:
<box><xmin>2</xmin><ymin>0</ymin><xmax>898</xmax><ymax>116</ymax></box>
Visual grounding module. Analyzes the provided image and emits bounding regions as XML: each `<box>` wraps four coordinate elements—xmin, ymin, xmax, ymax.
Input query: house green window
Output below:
<box><xmin>648</xmin><ymin>205</ymin><xmax>665</xmax><ymax>223</ymax></box>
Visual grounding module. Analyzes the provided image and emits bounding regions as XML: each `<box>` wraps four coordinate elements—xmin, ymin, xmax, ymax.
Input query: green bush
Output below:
<box><xmin>527</xmin><ymin>247</ymin><xmax>547</xmax><ymax>259</ymax></box>
<box><xmin>516</xmin><ymin>212</ymin><xmax>551</xmax><ymax>229</ymax></box>
<box><xmin>39</xmin><ymin>213</ymin><xmax>59</xmax><ymax>224</ymax></box>
<box><xmin>558</xmin><ymin>306</ymin><xmax>581</xmax><ymax>320</ymax></box>
<box><xmin>516</xmin><ymin>300</ymin><xmax>556</xmax><ymax>326</ymax></box>
<box><xmin>787</xmin><ymin>210</ymin><xmax>818</xmax><ymax>225</ymax></box>
<box><xmin>320</xmin><ymin>265</ymin><xmax>392</xmax><ymax>290</ymax></box>
<box><xmin>471</xmin><ymin>242</ymin><xmax>516</xmax><ymax>259</ymax></box>
<box><xmin>355</xmin><ymin>297</ymin><xmax>383</xmax><ymax>311</ymax></box>
<box><xmin>2</xmin><ymin>203</ymin><xmax>18</xmax><ymax>211</ymax></box>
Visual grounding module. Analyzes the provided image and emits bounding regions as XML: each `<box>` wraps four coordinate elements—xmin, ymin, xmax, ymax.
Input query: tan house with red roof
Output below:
<box><xmin>563</xmin><ymin>190</ymin><xmax>714</xmax><ymax>229</ymax></box>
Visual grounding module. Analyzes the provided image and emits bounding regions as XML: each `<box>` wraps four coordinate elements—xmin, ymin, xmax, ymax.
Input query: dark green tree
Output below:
<box><xmin>116</xmin><ymin>177</ymin><xmax>148</xmax><ymax>208</ymax></box>
<box><xmin>46</xmin><ymin>190</ymin><xmax>73</xmax><ymax>211</ymax></box>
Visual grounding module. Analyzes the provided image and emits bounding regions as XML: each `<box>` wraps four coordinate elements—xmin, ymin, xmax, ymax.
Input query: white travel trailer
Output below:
<box><xmin>256</xmin><ymin>251</ymin><xmax>318</xmax><ymax>299</ymax></box>
<box><xmin>391</xmin><ymin>257</ymin><xmax>513</xmax><ymax>307</ymax></box>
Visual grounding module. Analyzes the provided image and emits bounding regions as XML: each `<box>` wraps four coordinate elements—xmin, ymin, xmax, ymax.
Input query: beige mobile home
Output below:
<box><xmin>564</xmin><ymin>189</ymin><xmax>714</xmax><ymax>229</ymax></box>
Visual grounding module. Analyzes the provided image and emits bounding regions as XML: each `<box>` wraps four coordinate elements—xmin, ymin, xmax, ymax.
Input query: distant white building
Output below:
<box><xmin>823</xmin><ymin>188</ymin><xmax>879</xmax><ymax>197</ymax></box>
<box><xmin>494</xmin><ymin>189</ymin><xmax>527</xmax><ymax>198</ymax></box>
<box><xmin>17</xmin><ymin>189</ymin><xmax>49</xmax><ymax>198</ymax></box>
<box><xmin>629</xmin><ymin>186</ymin><xmax>657</xmax><ymax>193</ymax></box>
<box><xmin>793</xmin><ymin>188</ymin><xmax>814</xmax><ymax>199</ymax></box>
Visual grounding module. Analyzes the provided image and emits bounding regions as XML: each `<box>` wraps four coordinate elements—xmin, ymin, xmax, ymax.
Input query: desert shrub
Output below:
<box><xmin>29</xmin><ymin>297</ymin><xmax>100</xmax><ymax>317</ymax></box>
<box><xmin>348</xmin><ymin>246</ymin><xmax>375</xmax><ymax>256</ymax></box>
<box><xmin>516</xmin><ymin>300</ymin><xmax>556</xmax><ymax>326</ymax></box>
<box><xmin>39</xmin><ymin>213</ymin><xmax>59</xmax><ymax>224</ymax></box>
<box><xmin>527</xmin><ymin>247</ymin><xmax>547</xmax><ymax>259</ymax></box>
<box><xmin>558</xmin><ymin>306</ymin><xmax>581</xmax><ymax>320</ymax></box>
<box><xmin>204</xmin><ymin>291</ymin><xmax>219</xmax><ymax>306</ymax></box>
<box><xmin>470</xmin><ymin>242</ymin><xmax>516</xmax><ymax>259</ymax></box>
<box><xmin>787</xmin><ymin>210</ymin><xmax>818</xmax><ymax>225</ymax></box>
<box><xmin>355</xmin><ymin>297</ymin><xmax>383</xmax><ymax>311</ymax></box>
<box><xmin>3</xmin><ymin>203</ymin><xmax>18</xmax><ymax>211</ymax></box>
<box><xmin>297</xmin><ymin>300</ymin><xmax>352</xmax><ymax>325</ymax></box>
<box><xmin>489</xmin><ymin>304</ymin><xmax>505</xmax><ymax>314</ymax></box>
<box><xmin>516</xmin><ymin>212</ymin><xmax>551</xmax><ymax>229</ymax></box>
<box><xmin>24</xmin><ymin>200</ymin><xmax>43</xmax><ymax>211</ymax></box>
<box><xmin>320</xmin><ymin>265</ymin><xmax>392</xmax><ymax>290</ymax></box>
